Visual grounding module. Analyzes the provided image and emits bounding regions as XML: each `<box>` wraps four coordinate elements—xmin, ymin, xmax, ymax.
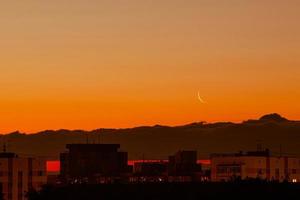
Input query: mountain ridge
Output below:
<box><xmin>1</xmin><ymin>113</ymin><xmax>300</xmax><ymax>160</ymax></box>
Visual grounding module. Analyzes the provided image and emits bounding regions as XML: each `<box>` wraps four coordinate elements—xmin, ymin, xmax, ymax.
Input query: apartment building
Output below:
<box><xmin>0</xmin><ymin>152</ymin><xmax>47</xmax><ymax>200</ymax></box>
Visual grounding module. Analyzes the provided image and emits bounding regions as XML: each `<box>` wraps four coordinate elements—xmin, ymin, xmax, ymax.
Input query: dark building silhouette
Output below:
<box><xmin>130</xmin><ymin>161</ymin><xmax>168</xmax><ymax>182</ymax></box>
<box><xmin>167</xmin><ymin>150</ymin><xmax>202</xmax><ymax>182</ymax></box>
<box><xmin>168</xmin><ymin>150</ymin><xmax>200</xmax><ymax>176</ymax></box>
<box><xmin>134</xmin><ymin>162</ymin><xmax>167</xmax><ymax>176</ymax></box>
<box><xmin>60</xmin><ymin>144</ymin><xmax>131</xmax><ymax>183</ymax></box>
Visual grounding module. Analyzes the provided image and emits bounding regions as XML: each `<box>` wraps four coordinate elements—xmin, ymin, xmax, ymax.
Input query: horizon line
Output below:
<box><xmin>1</xmin><ymin>113</ymin><xmax>298</xmax><ymax>135</ymax></box>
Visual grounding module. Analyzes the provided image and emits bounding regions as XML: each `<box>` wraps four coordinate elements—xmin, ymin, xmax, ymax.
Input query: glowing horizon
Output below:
<box><xmin>1</xmin><ymin>1</ymin><xmax>300</xmax><ymax>133</ymax></box>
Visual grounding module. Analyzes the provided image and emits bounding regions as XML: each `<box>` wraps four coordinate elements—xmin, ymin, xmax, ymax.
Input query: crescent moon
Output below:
<box><xmin>197</xmin><ymin>92</ymin><xmax>206</xmax><ymax>104</ymax></box>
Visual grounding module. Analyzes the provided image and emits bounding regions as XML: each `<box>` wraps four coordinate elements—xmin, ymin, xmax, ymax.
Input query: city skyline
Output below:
<box><xmin>1</xmin><ymin>0</ymin><xmax>300</xmax><ymax>133</ymax></box>
<box><xmin>1</xmin><ymin>1</ymin><xmax>300</xmax><ymax>199</ymax></box>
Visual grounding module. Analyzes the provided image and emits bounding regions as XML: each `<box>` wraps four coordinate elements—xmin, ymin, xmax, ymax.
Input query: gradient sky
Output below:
<box><xmin>1</xmin><ymin>0</ymin><xmax>300</xmax><ymax>133</ymax></box>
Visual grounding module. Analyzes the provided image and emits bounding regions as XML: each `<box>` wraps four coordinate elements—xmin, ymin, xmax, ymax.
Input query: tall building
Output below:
<box><xmin>168</xmin><ymin>150</ymin><xmax>200</xmax><ymax>176</ymax></box>
<box><xmin>60</xmin><ymin>144</ymin><xmax>131</xmax><ymax>183</ymax></box>
<box><xmin>211</xmin><ymin>149</ymin><xmax>300</xmax><ymax>182</ymax></box>
<box><xmin>0</xmin><ymin>152</ymin><xmax>47</xmax><ymax>200</ymax></box>
<box><xmin>167</xmin><ymin>150</ymin><xmax>202</xmax><ymax>182</ymax></box>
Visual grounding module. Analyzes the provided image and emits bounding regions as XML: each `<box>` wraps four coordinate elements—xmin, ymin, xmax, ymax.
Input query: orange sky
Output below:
<box><xmin>1</xmin><ymin>0</ymin><xmax>300</xmax><ymax>133</ymax></box>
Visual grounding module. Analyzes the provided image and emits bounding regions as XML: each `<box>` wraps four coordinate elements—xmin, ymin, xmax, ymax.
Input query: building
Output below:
<box><xmin>60</xmin><ymin>144</ymin><xmax>131</xmax><ymax>183</ymax></box>
<box><xmin>168</xmin><ymin>150</ymin><xmax>200</xmax><ymax>175</ymax></box>
<box><xmin>130</xmin><ymin>161</ymin><xmax>168</xmax><ymax>182</ymax></box>
<box><xmin>211</xmin><ymin>149</ymin><xmax>300</xmax><ymax>182</ymax></box>
<box><xmin>134</xmin><ymin>161</ymin><xmax>167</xmax><ymax>176</ymax></box>
<box><xmin>0</xmin><ymin>152</ymin><xmax>47</xmax><ymax>200</ymax></box>
<box><xmin>168</xmin><ymin>151</ymin><xmax>202</xmax><ymax>182</ymax></box>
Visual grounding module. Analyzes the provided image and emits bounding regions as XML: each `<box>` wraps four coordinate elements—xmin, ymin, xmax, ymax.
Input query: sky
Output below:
<box><xmin>1</xmin><ymin>0</ymin><xmax>300</xmax><ymax>133</ymax></box>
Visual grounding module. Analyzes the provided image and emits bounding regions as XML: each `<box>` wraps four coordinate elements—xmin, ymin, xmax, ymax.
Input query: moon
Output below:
<box><xmin>197</xmin><ymin>92</ymin><xmax>206</xmax><ymax>104</ymax></box>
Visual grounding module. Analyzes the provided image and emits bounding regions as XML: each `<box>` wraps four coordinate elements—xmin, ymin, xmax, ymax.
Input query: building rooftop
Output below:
<box><xmin>66</xmin><ymin>144</ymin><xmax>121</xmax><ymax>152</ymax></box>
<box><xmin>211</xmin><ymin>149</ymin><xmax>271</xmax><ymax>158</ymax></box>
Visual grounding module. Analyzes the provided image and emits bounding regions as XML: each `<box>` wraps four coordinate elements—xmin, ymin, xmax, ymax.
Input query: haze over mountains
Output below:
<box><xmin>1</xmin><ymin>113</ymin><xmax>300</xmax><ymax>160</ymax></box>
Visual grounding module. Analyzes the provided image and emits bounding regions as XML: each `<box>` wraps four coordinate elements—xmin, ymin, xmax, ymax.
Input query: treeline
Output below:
<box><xmin>27</xmin><ymin>181</ymin><xmax>300</xmax><ymax>200</ymax></box>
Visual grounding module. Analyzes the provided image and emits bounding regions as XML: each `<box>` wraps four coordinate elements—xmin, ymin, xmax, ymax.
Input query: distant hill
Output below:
<box><xmin>1</xmin><ymin>113</ymin><xmax>300</xmax><ymax>160</ymax></box>
<box><xmin>258</xmin><ymin>113</ymin><xmax>288</xmax><ymax>122</ymax></box>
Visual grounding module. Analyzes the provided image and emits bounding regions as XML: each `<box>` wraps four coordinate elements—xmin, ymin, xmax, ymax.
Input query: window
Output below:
<box><xmin>231</xmin><ymin>166</ymin><xmax>241</xmax><ymax>173</ymax></box>
<box><xmin>292</xmin><ymin>169</ymin><xmax>297</xmax><ymax>174</ymax></box>
<box><xmin>18</xmin><ymin>171</ymin><xmax>23</xmax><ymax>179</ymax></box>
<box><xmin>8</xmin><ymin>193</ymin><xmax>12</xmax><ymax>200</ymax></box>
<box><xmin>18</xmin><ymin>193</ymin><xmax>23</xmax><ymax>200</ymax></box>
<box><xmin>217</xmin><ymin>166</ymin><xmax>227</xmax><ymax>174</ymax></box>
<box><xmin>217</xmin><ymin>165</ymin><xmax>241</xmax><ymax>174</ymax></box>
<box><xmin>275</xmin><ymin>168</ymin><xmax>280</xmax><ymax>178</ymax></box>
<box><xmin>38</xmin><ymin>170</ymin><xmax>44</xmax><ymax>176</ymax></box>
<box><xmin>257</xmin><ymin>169</ymin><xmax>263</xmax><ymax>175</ymax></box>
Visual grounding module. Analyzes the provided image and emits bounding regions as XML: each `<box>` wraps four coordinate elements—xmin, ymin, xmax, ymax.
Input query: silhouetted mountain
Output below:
<box><xmin>259</xmin><ymin>113</ymin><xmax>288</xmax><ymax>122</ymax></box>
<box><xmin>0</xmin><ymin>113</ymin><xmax>300</xmax><ymax>160</ymax></box>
